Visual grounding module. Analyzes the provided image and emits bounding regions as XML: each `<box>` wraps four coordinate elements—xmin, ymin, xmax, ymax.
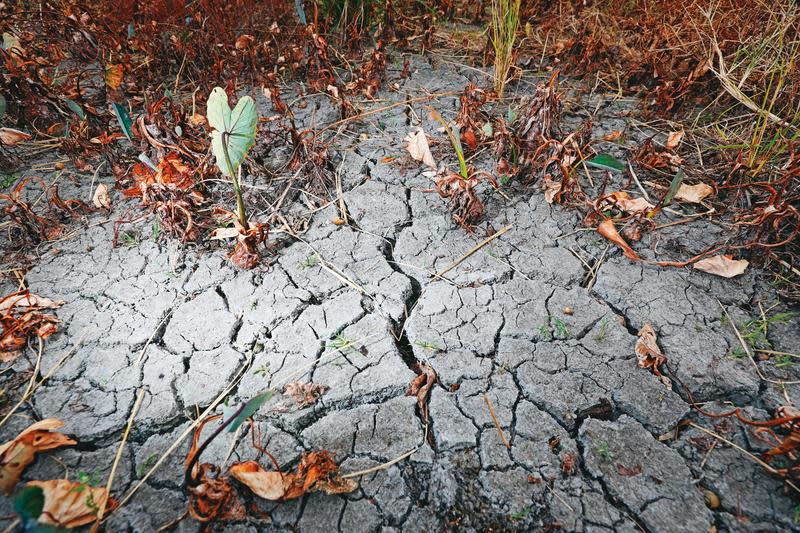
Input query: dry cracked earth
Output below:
<box><xmin>2</xmin><ymin>54</ymin><xmax>800</xmax><ymax>532</ymax></box>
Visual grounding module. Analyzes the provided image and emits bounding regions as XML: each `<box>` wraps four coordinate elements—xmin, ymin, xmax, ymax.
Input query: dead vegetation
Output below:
<box><xmin>2</xmin><ymin>0</ymin><xmax>800</xmax><ymax>529</ymax></box>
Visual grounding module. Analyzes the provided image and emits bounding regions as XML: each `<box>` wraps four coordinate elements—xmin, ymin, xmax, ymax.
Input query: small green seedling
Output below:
<box><xmin>253</xmin><ymin>363</ymin><xmax>270</xmax><ymax>377</ymax></box>
<box><xmin>594</xmin><ymin>319</ymin><xmax>609</xmax><ymax>343</ymax></box>
<box><xmin>414</xmin><ymin>340</ymin><xmax>443</xmax><ymax>352</ymax></box>
<box><xmin>428</xmin><ymin>107</ymin><xmax>468</xmax><ymax>179</ymax></box>
<box><xmin>538</xmin><ymin>323</ymin><xmax>552</xmax><ymax>342</ymax></box>
<box><xmin>510</xmin><ymin>506</ymin><xmax>531</xmax><ymax>521</ymax></box>
<box><xmin>299</xmin><ymin>255</ymin><xmax>319</xmax><ymax>269</ymax></box>
<box><xmin>207</xmin><ymin>87</ymin><xmax>258</xmax><ymax>230</ymax></box>
<box><xmin>596</xmin><ymin>442</ymin><xmax>615</xmax><ymax>461</ymax></box>
<box><xmin>552</xmin><ymin>317</ymin><xmax>570</xmax><ymax>338</ymax></box>
<box><xmin>137</xmin><ymin>454</ymin><xmax>158</xmax><ymax>478</ymax></box>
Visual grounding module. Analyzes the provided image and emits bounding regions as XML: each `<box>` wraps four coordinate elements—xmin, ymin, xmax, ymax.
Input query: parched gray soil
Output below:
<box><xmin>2</xmin><ymin>53</ymin><xmax>799</xmax><ymax>532</ymax></box>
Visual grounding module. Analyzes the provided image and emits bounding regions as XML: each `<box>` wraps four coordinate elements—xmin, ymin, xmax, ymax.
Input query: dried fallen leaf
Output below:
<box><xmin>693</xmin><ymin>255</ymin><xmax>748</xmax><ymax>278</ymax></box>
<box><xmin>406</xmin><ymin>363</ymin><xmax>436</xmax><ymax>423</ymax></box>
<box><xmin>665</xmin><ymin>130</ymin><xmax>684</xmax><ymax>150</ymax></box>
<box><xmin>602</xmin><ymin>130</ymin><xmax>623</xmax><ymax>141</ymax></box>
<box><xmin>597</xmin><ymin>219</ymin><xmax>641</xmax><ymax>261</ymax></box>
<box><xmin>0</xmin><ymin>291</ymin><xmax>63</xmax><ymax>362</ymax></box>
<box><xmin>27</xmin><ymin>479</ymin><xmax>114</xmax><ymax>528</ymax></box>
<box><xmin>0</xmin><ymin>419</ymin><xmax>76</xmax><ymax>495</ymax></box>
<box><xmin>635</xmin><ymin>324</ymin><xmax>671</xmax><ymax>388</ymax></box>
<box><xmin>0</xmin><ymin>293</ymin><xmax>63</xmax><ymax>314</ymax></box>
<box><xmin>231</xmin><ymin>451</ymin><xmax>357</xmax><ymax>502</ymax></box>
<box><xmin>92</xmin><ymin>183</ymin><xmax>111</xmax><ymax>209</ymax></box>
<box><xmin>208</xmin><ymin>227</ymin><xmax>241</xmax><ymax>241</ymax></box>
<box><xmin>229</xmin><ymin>462</ymin><xmax>285</xmax><ymax>500</ymax></box>
<box><xmin>0</xmin><ymin>128</ymin><xmax>32</xmax><ymax>146</ymax></box>
<box><xmin>616</xmin><ymin>463</ymin><xmax>642</xmax><ymax>476</ymax></box>
<box><xmin>674</xmin><ymin>183</ymin><xmax>713</xmax><ymax>204</ymax></box>
<box><xmin>104</xmin><ymin>63</ymin><xmax>123</xmax><ymax>90</ymax></box>
<box><xmin>404</xmin><ymin>128</ymin><xmax>436</xmax><ymax>169</ymax></box>
<box><xmin>284</xmin><ymin>381</ymin><xmax>328</xmax><ymax>408</ymax></box>
<box><xmin>598</xmin><ymin>191</ymin><xmax>654</xmax><ymax>215</ymax></box>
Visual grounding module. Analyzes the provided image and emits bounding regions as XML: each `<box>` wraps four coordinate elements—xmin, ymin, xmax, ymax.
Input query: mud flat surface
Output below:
<box><xmin>1</xmin><ymin>54</ymin><xmax>799</xmax><ymax>532</ymax></box>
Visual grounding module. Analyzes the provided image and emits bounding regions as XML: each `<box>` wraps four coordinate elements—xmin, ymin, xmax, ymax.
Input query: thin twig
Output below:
<box><xmin>433</xmin><ymin>225</ymin><xmax>512</xmax><ymax>280</ymax></box>
<box><xmin>484</xmin><ymin>393</ymin><xmax>510</xmax><ymax>449</ymax></box>
<box><xmin>91</xmin><ymin>389</ymin><xmax>145</xmax><ymax>532</ymax></box>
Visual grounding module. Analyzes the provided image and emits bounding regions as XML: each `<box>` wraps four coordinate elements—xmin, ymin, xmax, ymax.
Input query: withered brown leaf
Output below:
<box><xmin>0</xmin><ymin>419</ymin><xmax>76</xmax><ymax>495</ymax></box>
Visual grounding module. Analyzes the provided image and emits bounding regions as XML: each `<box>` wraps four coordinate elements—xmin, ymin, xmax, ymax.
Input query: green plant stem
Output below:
<box><xmin>221</xmin><ymin>132</ymin><xmax>249</xmax><ymax>231</ymax></box>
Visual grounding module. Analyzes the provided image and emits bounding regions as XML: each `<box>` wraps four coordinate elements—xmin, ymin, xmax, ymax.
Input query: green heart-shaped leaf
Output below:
<box><xmin>586</xmin><ymin>154</ymin><xmax>626</xmax><ymax>172</ymax></box>
<box><xmin>207</xmin><ymin>87</ymin><xmax>257</xmax><ymax>177</ymax></box>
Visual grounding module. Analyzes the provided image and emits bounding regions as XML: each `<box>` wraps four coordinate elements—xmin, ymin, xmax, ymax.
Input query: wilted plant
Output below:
<box><xmin>489</xmin><ymin>0</ymin><xmax>521</xmax><ymax>98</ymax></box>
<box><xmin>429</xmin><ymin>108</ymin><xmax>499</xmax><ymax>229</ymax></box>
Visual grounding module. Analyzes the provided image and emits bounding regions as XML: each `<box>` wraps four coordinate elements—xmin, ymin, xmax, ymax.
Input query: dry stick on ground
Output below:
<box><xmin>0</xmin><ymin>331</ymin><xmax>86</xmax><ymax>429</ymax></box>
<box><xmin>91</xmin><ymin>388</ymin><xmax>145</xmax><ymax>533</ymax></box>
<box><xmin>433</xmin><ymin>225</ymin><xmax>512</xmax><ymax>280</ymax></box>
<box><xmin>686</xmin><ymin>421</ymin><xmax>800</xmax><ymax>495</ymax></box>
<box><xmin>483</xmin><ymin>393</ymin><xmax>510</xmax><ymax>449</ymax></box>
<box><xmin>718</xmin><ymin>300</ymin><xmax>800</xmax><ymax>386</ymax></box>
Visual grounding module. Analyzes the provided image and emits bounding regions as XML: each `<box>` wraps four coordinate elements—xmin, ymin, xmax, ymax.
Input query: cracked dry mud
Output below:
<box><xmin>2</xmin><ymin>55</ymin><xmax>800</xmax><ymax>532</ymax></box>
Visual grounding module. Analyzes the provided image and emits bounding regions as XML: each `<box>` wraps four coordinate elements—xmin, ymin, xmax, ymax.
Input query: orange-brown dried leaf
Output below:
<box><xmin>28</xmin><ymin>479</ymin><xmax>115</xmax><ymax>528</ymax></box>
<box><xmin>123</xmin><ymin>152</ymin><xmax>194</xmax><ymax>199</ymax></box>
<box><xmin>284</xmin><ymin>381</ymin><xmax>328</xmax><ymax>408</ymax></box>
<box><xmin>232</xmin><ymin>451</ymin><xmax>356</xmax><ymax>502</ymax></box>
<box><xmin>282</xmin><ymin>451</ymin><xmax>357</xmax><ymax>500</ymax></box>
<box><xmin>635</xmin><ymin>324</ymin><xmax>671</xmax><ymax>388</ymax></box>
<box><xmin>0</xmin><ymin>291</ymin><xmax>63</xmax><ymax>362</ymax></box>
<box><xmin>406</xmin><ymin>363</ymin><xmax>436</xmax><ymax>423</ymax></box>
<box><xmin>104</xmin><ymin>64</ymin><xmax>123</xmax><ymax>90</ymax></box>
<box><xmin>597</xmin><ymin>219</ymin><xmax>641</xmax><ymax>261</ymax></box>
<box><xmin>0</xmin><ymin>419</ymin><xmax>76</xmax><ymax>495</ymax></box>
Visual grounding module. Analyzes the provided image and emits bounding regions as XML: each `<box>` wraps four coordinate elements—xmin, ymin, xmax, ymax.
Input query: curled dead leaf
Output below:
<box><xmin>1</xmin><ymin>291</ymin><xmax>63</xmax><ymax>362</ymax></box>
<box><xmin>230</xmin><ymin>451</ymin><xmax>357</xmax><ymax>502</ymax></box>
<box><xmin>597</xmin><ymin>191</ymin><xmax>655</xmax><ymax>215</ymax></box>
<box><xmin>602</xmin><ymin>130</ymin><xmax>623</xmax><ymax>141</ymax></box>
<box><xmin>597</xmin><ymin>219</ymin><xmax>641</xmax><ymax>261</ymax></box>
<box><xmin>0</xmin><ymin>419</ymin><xmax>76</xmax><ymax>495</ymax></box>
<box><xmin>693</xmin><ymin>255</ymin><xmax>748</xmax><ymax>278</ymax></box>
<box><xmin>406</xmin><ymin>363</ymin><xmax>436</xmax><ymax>424</ymax></box>
<box><xmin>665</xmin><ymin>130</ymin><xmax>684</xmax><ymax>150</ymax></box>
<box><xmin>104</xmin><ymin>63</ymin><xmax>123</xmax><ymax>90</ymax></box>
<box><xmin>27</xmin><ymin>479</ymin><xmax>114</xmax><ymax>528</ymax></box>
<box><xmin>229</xmin><ymin>462</ymin><xmax>285</xmax><ymax>500</ymax></box>
<box><xmin>404</xmin><ymin>128</ymin><xmax>436</xmax><ymax>169</ymax></box>
<box><xmin>0</xmin><ymin>128</ymin><xmax>32</xmax><ymax>146</ymax></box>
<box><xmin>635</xmin><ymin>324</ymin><xmax>671</xmax><ymax>388</ymax></box>
<box><xmin>284</xmin><ymin>381</ymin><xmax>328</xmax><ymax>408</ymax></box>
<box><xmin>674</xmin><ymin>183</ymin><xmax>713</xmax><ymax>204</ymax></box>
<box><xmin>92</xmin><ymin>183</ymin><xmax>111</xmax><ymax>209</ymax></box>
